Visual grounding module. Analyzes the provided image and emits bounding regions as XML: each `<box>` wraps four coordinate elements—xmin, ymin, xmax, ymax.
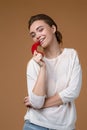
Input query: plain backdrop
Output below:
<box><xmin>0</xmin><ymin>0</ymin><xmax>87</xmax><ymax>130</ymax></box>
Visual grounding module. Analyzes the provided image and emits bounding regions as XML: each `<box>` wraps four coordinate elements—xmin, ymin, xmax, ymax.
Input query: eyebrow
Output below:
<box><xmin>30</xmin><ymin>26</ymin><xmax>44</xmax><ymax>35</ymax></box>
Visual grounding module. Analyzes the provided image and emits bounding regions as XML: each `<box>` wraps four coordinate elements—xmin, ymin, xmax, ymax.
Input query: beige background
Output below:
<box><xmin>0</xmin><ymin>0</ymin><xmax>87</xmax><ymax>130</ymax></box>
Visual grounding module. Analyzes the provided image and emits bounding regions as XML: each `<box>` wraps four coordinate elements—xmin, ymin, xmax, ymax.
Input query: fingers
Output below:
<box><xmin>34</xmin><ymin>50</ymin><xmax>38</xmax><ymax>55</ymax></box>
<box><xmin>33</xmin><ymin>50</ymin><xmax>46</xmax><ymax>67</ymax></box>
<box><xmin>34</xmin><ymin>51</ymin><xmax>43</xmax><ymax>59</ymax></box>
<box><xmin>33</xmin><ymin>51</ymin><xmax>43</xmax><ymax>63</ymax></box>
<box><xmin>24</xmin><ymin>96</ymin><xmax>29</xmax><ymax>100</ymax></box>
<box><xmin>24</xmin><ymin>96</ymin><xmax>30</xmax><ymax>107</ymax></box>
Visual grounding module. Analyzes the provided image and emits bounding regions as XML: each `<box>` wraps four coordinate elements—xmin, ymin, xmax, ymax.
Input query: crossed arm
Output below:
<box><xmin>24</xmin><ymin>50</ymin><xmax>82</xmax><ymax>109</ymax></box>
<box><xmin>24</xmin><ymin>92</ymin><xmax>63</xmax><ymax>109</ymax></box>
<box><xmin>24</xmin><ymin>64</ymin><xmax>63</xmax><ymax>109</ymax></box>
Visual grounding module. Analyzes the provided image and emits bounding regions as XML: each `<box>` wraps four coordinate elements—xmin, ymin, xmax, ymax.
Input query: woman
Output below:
<box><xmin>23</xmin><ymin>14</ymin><xmax>82</xmax><ymax>130</ymax></box>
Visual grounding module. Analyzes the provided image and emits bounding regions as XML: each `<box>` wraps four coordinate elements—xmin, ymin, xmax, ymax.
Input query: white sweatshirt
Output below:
<box><xmin>24</xmin><ymin>48</ymin><xmax>82</xmax><ymax>130</ymax></box>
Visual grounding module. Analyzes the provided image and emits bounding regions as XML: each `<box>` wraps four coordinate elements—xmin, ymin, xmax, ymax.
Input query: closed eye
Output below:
<box><xmin>30</xmin><ymin>32</ymin><xmax>36</xmax><ymax>38</ymax></box>
<box><xmin>38</xmin><ymin>27</ymin><xmax>44</xmax><ymax>32</ymax></box>
<box><xmin>30</xmin><ymin>26</ymin><xmax>44</xmax><ymax>38</ymax></box>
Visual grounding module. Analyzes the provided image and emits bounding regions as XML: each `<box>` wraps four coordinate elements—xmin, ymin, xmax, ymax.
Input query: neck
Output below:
<box><xmin>44</xmin><ymin>43</ymin><xmax>62</xmax><ymax>59</ymax></box>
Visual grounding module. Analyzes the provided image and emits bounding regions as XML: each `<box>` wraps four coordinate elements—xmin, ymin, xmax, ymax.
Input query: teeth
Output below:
<box><xmin>40</xmin><ymin>38</ymin><xmax>44</xmax><ymax>43</ymax></box>
<box><xmin>40</xmin><ymin>39</ymin><xmax>43</xmax><ymax>42</ymax></box>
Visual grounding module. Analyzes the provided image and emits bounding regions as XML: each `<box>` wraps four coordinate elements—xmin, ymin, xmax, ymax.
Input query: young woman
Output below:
<box><xmin>23</xmin><ymin>14</ymin><xmax>82</xmax><ymax>130</ymax></box>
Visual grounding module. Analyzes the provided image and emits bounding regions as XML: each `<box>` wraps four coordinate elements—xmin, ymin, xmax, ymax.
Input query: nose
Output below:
<box><xmin>36</xmin><ymin>33</ymin><xmax>41</xmax><ymax>40</ymax></box>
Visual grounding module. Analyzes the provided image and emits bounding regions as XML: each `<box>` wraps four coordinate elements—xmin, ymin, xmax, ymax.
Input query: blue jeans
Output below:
<box><xmin>23</xmin><ymin>120</ymin><xmax>75</xmax><ymax>130</ymax></box>
<box><xmin>23</xmin><ymin>120</ymin><xmax>49</xmax><ymax>130</ymax></box>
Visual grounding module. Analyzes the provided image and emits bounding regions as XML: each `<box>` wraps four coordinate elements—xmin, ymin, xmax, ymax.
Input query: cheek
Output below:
<box><xmin>47</xmin><ymin>31</ymin><xmax>54</xmax><ymax>40</ymax></box>
<box><xmin>32</xmin><ymin>37</ymin><xmax>37</xmax><ymax>42</ymax></box>
<box><xmin>46</xmin><ymin>28</ymin><xmax>54</xmax><ymax>36</ymax></box>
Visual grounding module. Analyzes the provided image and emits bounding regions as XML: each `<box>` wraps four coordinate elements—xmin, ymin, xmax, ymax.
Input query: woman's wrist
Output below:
<box><xmin>43</xmin><ymin>93</ymin><xmax>63</xmax><ymax>108</ymax></box>
<box><xmin>38</xmin><ymin>60</ymin><xmax>46</xmax><ymax>68</ymax></box>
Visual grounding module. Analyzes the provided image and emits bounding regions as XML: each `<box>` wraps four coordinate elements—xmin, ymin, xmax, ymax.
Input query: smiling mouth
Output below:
<box><xmin>39</xmin><ymin>38</ymin><xmax>45</xmax><ymax>45</ymax></box>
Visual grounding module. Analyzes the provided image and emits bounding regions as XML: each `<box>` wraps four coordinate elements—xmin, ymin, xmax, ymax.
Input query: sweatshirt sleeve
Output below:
<box><xmin>59</xmin><ymin>49</ymin><xmax>82</xmax><ymax>104</ymax></box>
<box><xmin>26</xmin><ymin>59</ymin><xmax>46</xmax><ymax>109</ymax></box>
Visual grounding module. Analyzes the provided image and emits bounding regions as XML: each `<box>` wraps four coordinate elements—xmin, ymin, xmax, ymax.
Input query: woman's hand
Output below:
<box><xmin>24</xmin><ymin>96</ymin><xmax>31</xmax><ymax>108</ymax></box>
<box><xmin>33</xmin><ymin>50</ymin><xmax>45</xmax><ymax>67</ymax></box>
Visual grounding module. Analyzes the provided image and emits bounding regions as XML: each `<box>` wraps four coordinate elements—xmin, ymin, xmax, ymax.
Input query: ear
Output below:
<box><xmin>51</xmin><ymin>25</ymin><xmax>56</xmax><ymax>33</ymax></box>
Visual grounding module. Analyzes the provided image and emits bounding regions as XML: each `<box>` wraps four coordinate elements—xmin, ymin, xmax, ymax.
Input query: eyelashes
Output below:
<box><xmin>30</xmin><ymin>27</ymin><xmax>44</xmax><ymax>38</ymax></box>
<box><xmin>31</xmin><ymin>33</ymin><xmax>36</xmax><ymax>38</ymax></box>
<box><xmin>38</xmin><ymin>27</ymin><xmax>44</xmax><ymax>32</ymax></box>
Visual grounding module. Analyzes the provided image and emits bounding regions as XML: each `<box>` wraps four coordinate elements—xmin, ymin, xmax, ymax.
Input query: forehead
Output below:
<box><xmin>29</xmin><ymin>20</ymin><xmax>49</xmax><ymax>31</ymax></box>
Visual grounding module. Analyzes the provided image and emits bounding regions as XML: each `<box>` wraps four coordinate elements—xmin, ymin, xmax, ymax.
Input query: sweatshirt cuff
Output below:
<box><xmin>59</xmin><ymin>92</ymin><xmax>66</xmax><ymax>104</ymax></box>
<box><xmin>30</xmin><ymin>92</ymin><xmax>46</xmax><ymax>109</ymax></box>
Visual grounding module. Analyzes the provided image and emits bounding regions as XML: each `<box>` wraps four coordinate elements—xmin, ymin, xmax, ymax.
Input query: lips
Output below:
<box><xmin>39</xmin><ymin>37</ymin><xmax>45</xmax><ymax>45</ymax></box>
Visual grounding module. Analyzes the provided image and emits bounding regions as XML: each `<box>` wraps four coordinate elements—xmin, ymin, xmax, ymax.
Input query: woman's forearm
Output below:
<box><xmin>43</xmin><ymin>93</ymin><xmax>63</xmax><ymax>108</ymax></box>
<box><xmin>32</xmin><ymin>65</ymin><xmax>46</xmax><ymax>96</ymax></box>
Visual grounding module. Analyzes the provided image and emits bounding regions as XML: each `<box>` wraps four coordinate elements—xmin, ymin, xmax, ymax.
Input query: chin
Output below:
<box><xmin>42</xmin><ymin>43</ymin><xmax>47</xmax><ymax>48</ymax></box>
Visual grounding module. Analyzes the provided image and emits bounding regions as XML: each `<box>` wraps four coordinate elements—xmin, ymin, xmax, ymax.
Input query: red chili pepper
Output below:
<box><xmin>31</xmin><ymin>41</ymin><xmax>44</xmax><ymax>56</ymax></box>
